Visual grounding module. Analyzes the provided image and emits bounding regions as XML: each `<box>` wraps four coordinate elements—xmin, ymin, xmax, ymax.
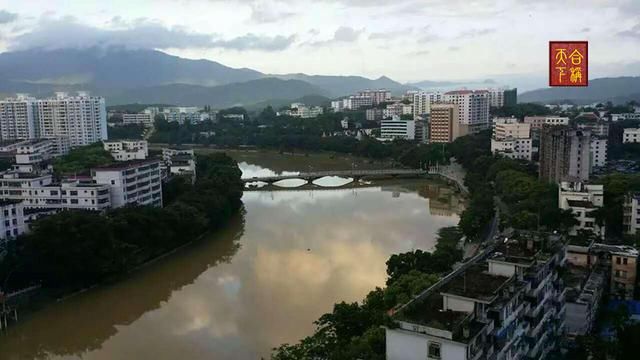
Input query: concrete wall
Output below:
<box><xmin>386</xmin><ymin>328</ymin><xmax>468</xmax><ymax>360</ymax></box>
<box><xmin>443</xmin><ymin>295</ymin><xmax>475</xmax><ymax>313</ymax></box>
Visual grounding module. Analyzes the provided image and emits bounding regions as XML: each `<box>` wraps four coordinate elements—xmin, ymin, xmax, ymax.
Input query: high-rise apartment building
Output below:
<box><xmin>357</xmin><ymin>89</ymin><xmax>391</xmax><ymax>105</ymax></box>
<box><xmin>539</xmin><ymin>127</ymin><xmax>591</xmax><ymax>183</ymax></box>
<box><xmin>413</xmin><ymin>92</ymin><xmax>444</xmax><ymax>117</ymax></box>
<box><xmin>0</xmin><ymin>92</ymin><xmax>108</xmax><ymax>147</ymax></box>
<box><xmin>443</xmin><ymin>90</ymin><xmax>490</xmax><ymax>134</ymax></box>
<box><xmin>386</xmin><ymin>231</ymin><xmax>566</xmax><ymax>360</ymax></box>
<box><xmin>429</xmin><ymin>103</ymin><xmax>462</xmax><ymax>143</ymax></box>
<box><xmin>0</xmin><ymin>94</ymin><xmax>37</xmax><ymax>140</ymax></box>
<box><xmin>34</xmin><ymin>92</ymin><xmax>107</xmax><ymax>147</ymax></box>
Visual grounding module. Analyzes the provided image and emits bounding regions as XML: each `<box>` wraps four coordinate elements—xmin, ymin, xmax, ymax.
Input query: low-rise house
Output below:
<box><xmin>0</xmin><ymin>172</ymin><xmax>111</xmax><ymax>212</ymax></box>
<box><xmin>0</xmin><ymin>200</ymin><xmax>26</xmax><ymax>242</ymax></box>
<box><xmin>558</xmin><ymin>181</ymin><xmax>604</xmax><ymax>238</ymax></box>
<box><xmin>491</xmin><ymin>118</ymin><xmax>532</xmax><ymax>160</ymax></box>
<box><xmin>103</xmin><ymin>140</ymin><xmax>148</xmax><ymax>161</ymax></box>
<box><xmin>623</xmin><ymin>128</ymin><xmax>640</xmax><ymax>143</ymax></box>
<box><xmin>623</xmin><ymin>193</ymin><xmax>640</xmax><ymax>235</ymax></box>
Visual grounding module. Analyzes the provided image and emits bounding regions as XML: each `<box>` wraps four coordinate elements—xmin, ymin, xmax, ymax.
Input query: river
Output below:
<box><xmin>0</xmin><ymin>151</ymin><xmax>464</xmax><ymax>360</ymax></box>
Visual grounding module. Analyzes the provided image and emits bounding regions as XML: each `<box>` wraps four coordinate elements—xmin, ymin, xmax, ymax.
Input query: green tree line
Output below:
<box><xmin>0</xmin><ymin>153</ymin><xmax>243</xmax><ymax>292</ymax></box>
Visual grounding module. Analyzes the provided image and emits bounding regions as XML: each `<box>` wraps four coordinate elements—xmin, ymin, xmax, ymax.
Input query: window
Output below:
<box><xmin>617</xmin><ymin>257</ymin><xmax>622</xmax><ymax>265</ymax></box>
<box><xmin>623</xmin><ymin>258</ymin><xmax>628</xmax><ymax>265</ymax></box>
<box><xmin>70</xmin><ymin>199</ymin><xmax>78</xmax><ymax>204</ymax></box>
<box><xmin>428</xmin><ymin>342</ymin><xmax>441</xmax><ymax>359</ymax></box>
<box><xmin>3</xmin><ymin>210</ymin><xmax>7</xmax><ymax>217</ymax></box>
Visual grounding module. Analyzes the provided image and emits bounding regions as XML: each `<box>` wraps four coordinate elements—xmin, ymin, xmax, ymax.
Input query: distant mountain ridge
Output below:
<box><xmin>0</xmin><ymin>47</ymin><xmax>416</xmax><ymax>106</ymax></box>
<box><xmin>519</xmin><ymin>76</ymin><xmax>640</xmax><ymax>104</ymax></box>
<box><xmin>273</xmin><ymin>73</ymin><xmax>418</xmax><ymax>97</ymax></box>
<box><xmin>106</xmin><ymin>78</ymin><xmax>328</xmax><ymax>107</ymax></box>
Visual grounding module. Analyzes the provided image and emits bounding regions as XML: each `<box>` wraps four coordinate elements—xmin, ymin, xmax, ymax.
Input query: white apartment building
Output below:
<box><xmin>491</xmin><ymin>138</ymin><xmax>533</xmax><ymax>160</ymax></box>
<box><xmin>162</xmin><ymin>147</ymin><xmax>196</xmax><ymax>182</ymax></box>
<box><xmin>343</xmin><ymin>95</ymin><xmax>373</xmax><ymax>110</ymax></box>
<box><xmin>0</xmin><ymin>172</ymin><xmax>111</xmax><ymax>211</ymax></box>
<box><xmin>611</xmin><ymin>113</ymin><xmax>640</xmax><ymax>122</ymax></box>
<box><xmin>443</xmin><ymin>90</ymin><xmax>490</xmax><ymax>134</ymax></box>
<box><xmin>103</xmin><ymin>140</ymin><xmax>149</xmax><ymax>162</ymax></box>
<box><xmin>577</xmin><ymin>122</ymin><xmax>609</xmax><ymax>138</ymax></box>
<box><xmin>122</xmin><ymin>113</ymin><xmax>154</xmax><ymax>127</ymax></box>
<box><xmin>524</xmin><ymin>116</ymin><xmax>570</xmax><ymax>130</ymax></box>
<box><xmin>559</xmin><ymin>181</ymin><xmax>605</xmax><ymax>238</ymax></box>
<box><xmin>491</xmin><ymin>118</ymin><xmax>532</xmax><ymax>160</ymax></box>
<box><xmin>279</xmin><ymin>103</ymin><xmax>324</xmax><ymax>118</ymax></box>
<box><xmin>357</xmin><ymin>89</ymin><xmax>391</xmax><ymax>105</ymax></box>
<box><xmin>623</xmin><ymin>193</ymin><xmax>640</xmax><ymax>235</ymax></box>
<box><xmin>330</xmin><ymin>100</ymin><xmax>344</xmax><ymax>112</ymax></box>
<box><xmin>387</xmin><ymin>231</ymin><xmax>566</xmax><ymax>360</ymax></box>
<box><xmin>92</xmin><ymin>160</ymin><xmax>163</xmax><ymax>208</ymax></box>
<box><xmin>0</xmin><ymin>200</ymin><xmax>26</xmax><ymax>241</ymax></box>
<box><xmin>380</xmin><ymin>116</ymin><xmax>416</xmax><ymax>141</ymax></box>
<box><xmin>163</xmin><ymin>107</ymin><xmax>203</xmax><ymax>124</ymax></box>
<box><xmin>413</xmin><ymin>92</ymin><xmax>444</xmax><ymax>117</ymax></box>
<box><xmin>623</xmin><ymin>128</ymin><xmax>640</xmax><ymax>143</ymax></box>
<box><xmin>0</xmin><ymin>94</ymin><xmax>37</xmax><ymax>141</ymax></box>
<box><xmin>488</xmin><ymin>88</ymin><xmax>505</xmax><ymax>108</ymax></box>
<box><xmin>34</xmin><ymin>92</ymin><xmax>107</xmax><ymax>147</ymax></box>
<box><xmin>13</xmin><ymin>138</ymin><xmax>70</xmax><ymax>173</ymax></box>
<box><xmin>384</xmin><ymin>103</ymin><xmax>413</xmax><ymax>119</ymax></box>
<box><xmin>222</xmin><ymin>113</ymin><xmax>244</xmax><ymax>121</ymax></box>
<box><xmin>589</xmin><ymin>137</ymin><xmax>607</xmax><ymax>169</ymax></box>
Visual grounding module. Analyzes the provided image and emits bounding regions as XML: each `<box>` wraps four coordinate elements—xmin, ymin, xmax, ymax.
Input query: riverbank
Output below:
<box><xmin>0</xmin><ymin>156</ymin><xmax>464</xmax><ymax>359</ymax></box>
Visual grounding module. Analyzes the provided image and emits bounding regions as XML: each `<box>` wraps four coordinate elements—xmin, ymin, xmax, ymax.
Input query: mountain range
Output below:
<box><xmin>0</xmin><ymin>47</ymin><xmax>417</xmax><ymax>107</ymax></box>
<box><xmin>0</xmin><ymin>47</ymin><xmax>638</xmax><ymax>107</ymax></box>
<box><xmin>518</xmin><ymin>76</ymin><xmax>640</xmax><ymax>104</ymax></box>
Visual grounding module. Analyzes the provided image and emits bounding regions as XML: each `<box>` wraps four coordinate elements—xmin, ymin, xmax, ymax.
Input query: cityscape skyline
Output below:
<box><xmin>0</xmin><ymin>0</ymin><xmax>639</xmax><ymax>83</ymax></box>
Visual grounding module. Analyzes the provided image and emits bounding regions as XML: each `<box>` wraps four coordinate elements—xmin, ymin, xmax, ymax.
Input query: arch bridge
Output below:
<box><xmin>242</xmin><ymin>169</ymin><xmax>427</xmax><ymax>184</ymax></box>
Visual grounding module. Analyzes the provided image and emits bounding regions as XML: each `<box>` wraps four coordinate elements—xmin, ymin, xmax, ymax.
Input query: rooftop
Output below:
<box><xmin>92</xmin><ymin>159</ymin><xmax>160</xmax><ymax>171</ymax></box>
<box><xmin>440</xmin><ymin>265</ymin><xmax>511</xmax><ymax>302</ymax></box>
<box><xmin>566</xmin><ymin>199</ymin><xmax>596</xmax><ymax>208</ymax></box>
<box><xmin>592</xmin><ymin>243</ymin><xmax>639</xmax><ymax>257</ymax></box>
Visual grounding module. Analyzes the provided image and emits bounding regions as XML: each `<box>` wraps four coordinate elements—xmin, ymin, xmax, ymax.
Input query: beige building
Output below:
<box><xmin>493</xmin><ymin>118</ymin><xmax>531</xmax><ymax>140</ymax></box>
<box><xmin>524</xmin><ymin>116</ymin><xmax>570</xmax><ymax>130</ymax></box>
<box><xmin>429</xmin><ymin>103</ymin><xmax>463</xmax><ymax>143</ymax></box>
<box><xmin>591</xmin><ymin>244</ymin><xmax>639</xmax><ymax>300</ymax></box>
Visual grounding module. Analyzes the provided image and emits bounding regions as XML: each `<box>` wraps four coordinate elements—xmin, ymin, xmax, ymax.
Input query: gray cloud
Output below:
<box><xmin>0</xmin><ymin>10</ymin><xmax>18</xmax><ymax>24</ymax></box>
<box><xmin>249</xmin><ymin>1</ymin><xmax>296</xmax><ymax>23</ymax></box>
<box><xmin>456</xmin><ymin>28</ymin><xmax>496</xmax><ymax>39</ymax></box>
<box><xmin>309</xmin><ymin>26</ymin><xmax>361</xmax><ymax>46</ymax></box>
<box><xmin>9</xmin><ymin>17</ymin><xmax>295</xmax><ymax>52</ymax></box>
<box><xmin>334</xmin><ymin>26</ymin><xmax>361</xmax><ymax>41</ymax></box>
<box><xmin>618</xmin><ymin>23</ymin><xmax>640</xmax><ymax>39</ymax></box>
<box><xmin>369</xmin><ymin>29</ymin><xmax>410</xmax><ymax>40</ymax></box>
<box><xmin>211</xmin><ymin>33</ymin><xmax>296</xmax><ymax>51</ymax></box>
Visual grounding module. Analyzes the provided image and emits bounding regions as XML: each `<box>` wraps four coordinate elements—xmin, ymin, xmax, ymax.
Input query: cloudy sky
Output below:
<box><xmin>0</xmin><ymin>0</ymin><xmax>639</xmax><ymax>83</ymax></box>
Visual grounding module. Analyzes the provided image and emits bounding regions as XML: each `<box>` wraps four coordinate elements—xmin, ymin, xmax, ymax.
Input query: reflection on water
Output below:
<box><xmin>1</xmin><ymin>161</ymin><xmax>462</xmax><ymax>360</ymax></box>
